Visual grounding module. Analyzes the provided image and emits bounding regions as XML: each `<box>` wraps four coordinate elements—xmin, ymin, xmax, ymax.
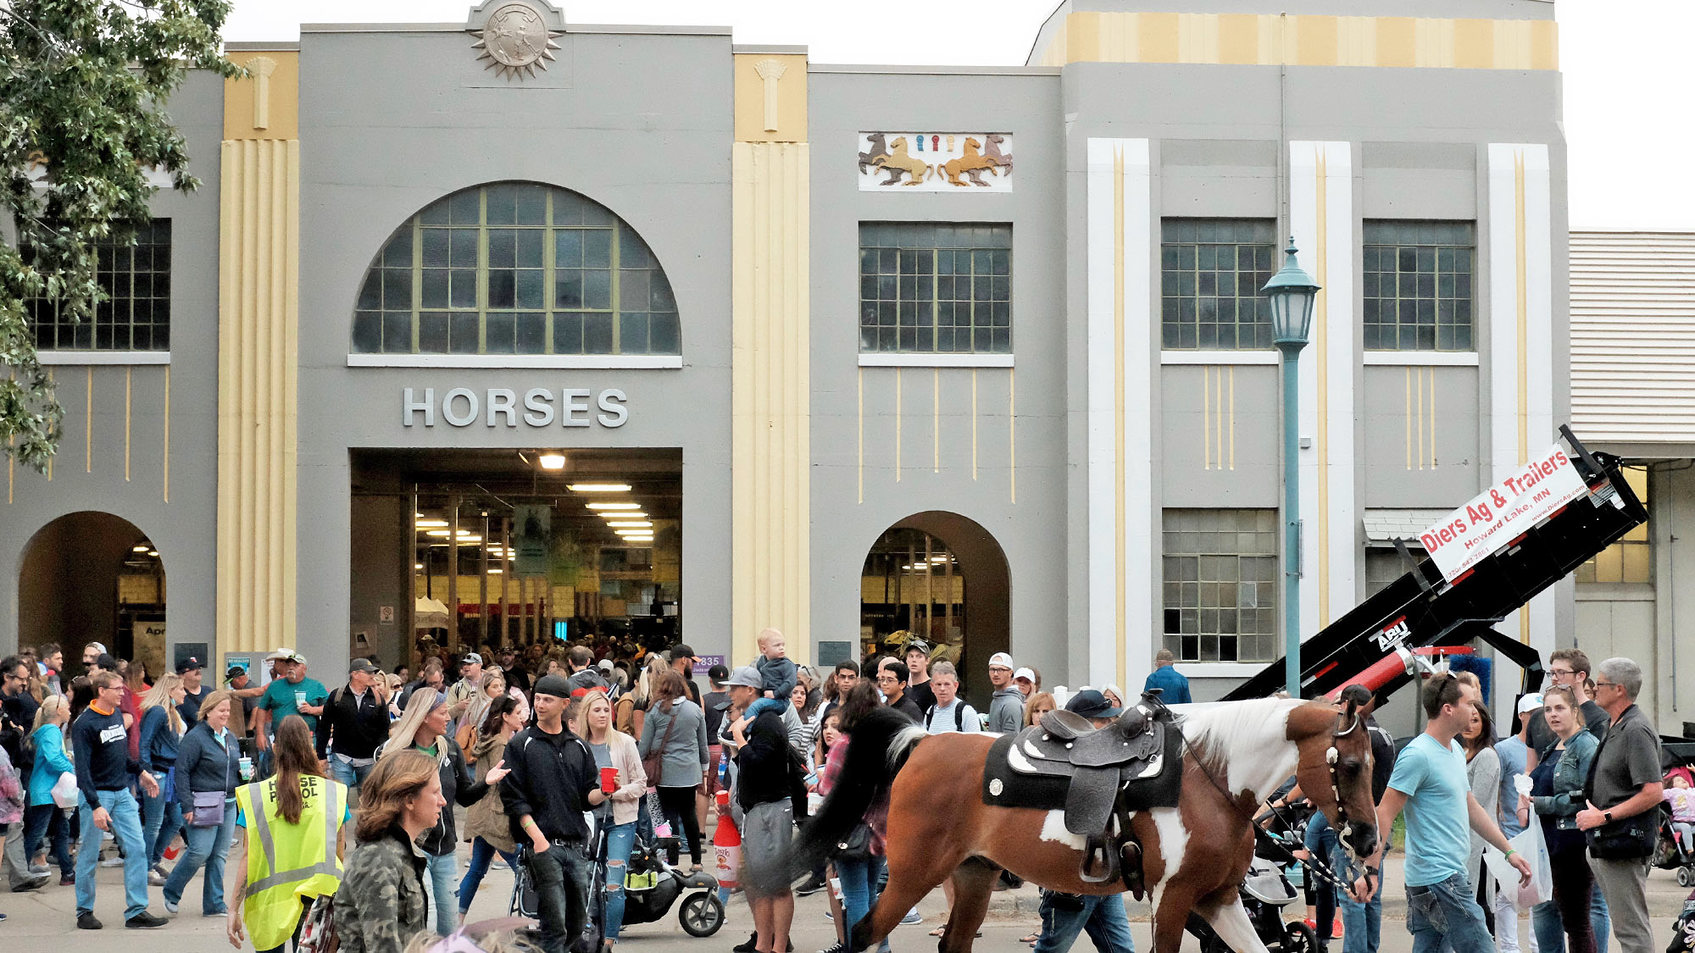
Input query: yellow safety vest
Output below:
<box><xmin>235</xmin><ymin>774</ymin><xmax>346</xmax><ymax>951</ymax></box>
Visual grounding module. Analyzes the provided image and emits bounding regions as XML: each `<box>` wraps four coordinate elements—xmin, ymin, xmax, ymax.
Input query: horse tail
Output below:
<box><xmin>791</xmin><ymin>706</ymin><xmax>924</xmax><ymax>871</ymax></box>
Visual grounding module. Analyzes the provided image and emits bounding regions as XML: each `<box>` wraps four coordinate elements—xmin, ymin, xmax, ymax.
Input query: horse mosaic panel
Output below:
<box><xmin>857</xmin><ymin>132</ymin><xmax>1014</xmax><ymax>191</ymax></box>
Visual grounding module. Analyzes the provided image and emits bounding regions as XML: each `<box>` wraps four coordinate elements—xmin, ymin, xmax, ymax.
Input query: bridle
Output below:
<box><xmin>1324</xmin><ymin>709</ymin><xmax>1370</xmax><ymax>880</ymax></box>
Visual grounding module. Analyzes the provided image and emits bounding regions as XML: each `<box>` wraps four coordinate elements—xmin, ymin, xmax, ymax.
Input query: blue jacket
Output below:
<box><xmin>1144</xmin><ymin>664</ymin><xmax>1192</xmax><ymax>704</ymax></box>
<box><xmin>173</xmin><ymin>721</ymin><xmax>240</xmax><ymax>814</ymax></box>
<box><xmin>26</xmin><ymin>723</ymin><xmax>74</xmax><ymax>808</ymax></box>
<box><xmin>138</xmin><ymin>706</ymin><xmax>182</xmax><ymax>774</ymax></box>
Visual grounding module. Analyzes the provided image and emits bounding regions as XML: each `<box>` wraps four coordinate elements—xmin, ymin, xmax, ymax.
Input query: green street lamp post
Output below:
<box><xmin>1263</xmin><ymin>240</ymin><xmax>1321</xmax><ymax>698</ymax></box>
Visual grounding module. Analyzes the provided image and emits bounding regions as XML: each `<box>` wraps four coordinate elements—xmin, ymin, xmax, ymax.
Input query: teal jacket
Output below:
<box><xmin>26</xmin><ymin>723</ymin><xmax>74</xmax><ymax>808</ymax></box>
<box><xmin>1532</xmin><ymin>730</ymin><xmax>1600</xmax><ymax>831</ymax></box>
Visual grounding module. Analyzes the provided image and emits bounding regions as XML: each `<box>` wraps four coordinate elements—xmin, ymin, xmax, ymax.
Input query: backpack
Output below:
<box><xmin>924</xmin><ymin>702</ymin><xmax>966</xmax><ymax>732</ymax></box>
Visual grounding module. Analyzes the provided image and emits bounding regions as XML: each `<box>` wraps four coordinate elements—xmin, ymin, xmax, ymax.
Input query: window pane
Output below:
<box><xmin>349</xmin><ymin>185</ymin><xmax>680</xmax><ymax>356</ymax></box>
<box><xmin>30</xmin><ymin>218</ymin><xmax>173</xmax><ymax>352</ymax></box>
<box><xmin>857</xmin><ymin>222</ymin><xmax>1011</xmax><ymax>354</ymax></box>
<box><xmin>1160</xmin><ymin>509</ymin><xmax>1279</xmax><ymax>662</ymax></box>
<box><xmin>1363</xmin><ymin>220</ymin><xmax>1474</xmax><ymax>352</ymax></box>
<box><xmin>1160</xmin><ymin>218</ymin><xmax>1275</xmax><ymax>352</ymax></box>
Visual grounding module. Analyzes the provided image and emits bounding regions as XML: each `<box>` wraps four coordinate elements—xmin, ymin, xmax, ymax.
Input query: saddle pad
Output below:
<box><xmin>982</xmin><ymin>734</ymin><xmax>1069</xmax><ymax>812</ymax></box>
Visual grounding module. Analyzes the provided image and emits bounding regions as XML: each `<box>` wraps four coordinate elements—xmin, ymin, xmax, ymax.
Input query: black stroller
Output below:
<box><xmin>511</xmin><ymin>814</ymin><xmax>725</xmax><ymax>945</ymax></box>
<box><xmin>1186</xmin><ymin>824</ymin><xmax>1320</xmax><ymax>953</ymax></box>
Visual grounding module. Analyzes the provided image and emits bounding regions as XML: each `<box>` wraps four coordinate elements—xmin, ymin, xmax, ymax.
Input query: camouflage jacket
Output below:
<box><xmin>334</xmin><ymin>827</ymin><xmax>429</xmax><ymax>953</ymax></box>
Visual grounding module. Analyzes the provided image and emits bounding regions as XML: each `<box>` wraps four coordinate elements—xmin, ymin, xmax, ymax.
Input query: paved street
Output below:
<box><xmin>4</xmin><ymin>843</ymin><xmax>1691</xmax><ymax>953</ymax></box>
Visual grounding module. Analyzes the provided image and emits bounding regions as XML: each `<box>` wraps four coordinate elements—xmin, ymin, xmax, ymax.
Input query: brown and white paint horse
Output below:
<box><xmin>800</xmin><ymin>696</ymin><xmax>1377</xmax><ymax>953</ymax></box>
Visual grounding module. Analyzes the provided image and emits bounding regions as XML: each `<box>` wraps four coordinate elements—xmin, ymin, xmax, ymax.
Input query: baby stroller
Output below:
<box><xmin>1656</xmin><ymin>759</ymin><xmax>1695</xmax><ymax>887</ymax></box>
<box><xmin>1187</xmin><ymin>825</ymin><xmax>1320</xmax><ymax>953</ymax></box>
<box><xmin>511</xmin><ymin>815</ymin><xmax>726</xmax><ymax>943</ymax></box>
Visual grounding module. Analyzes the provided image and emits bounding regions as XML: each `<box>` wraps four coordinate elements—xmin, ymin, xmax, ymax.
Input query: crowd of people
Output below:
<box><xmin>0</xmin><ymin>634</ymin><xmax>1681</xmax><ymax>953</ymax></box>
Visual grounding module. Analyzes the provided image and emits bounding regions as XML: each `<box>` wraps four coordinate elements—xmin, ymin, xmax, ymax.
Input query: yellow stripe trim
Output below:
<box><xmin>1042</xmin><ymin>12</ymin><xmax>1556</xmax><ymax>69</ymax></box>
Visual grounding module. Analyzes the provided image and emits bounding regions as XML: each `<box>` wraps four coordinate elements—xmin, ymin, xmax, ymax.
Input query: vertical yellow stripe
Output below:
<box><xmin>971</xmin><ymin>369</ymin><xmax>978</xmax><ymax>480</ymax></box>
<box><xmin>1515</xmin><ymin>152</ymin><xmax>1529</xmax><ymax>466</ymax></box>
<box><xmin>45</xmin><ymin>369</ymin><xmax>53</xmax><ymax>482</ymax></box>
<box><xmin>6</xmin><ymin>435</ymin><xmax>11</xmax><ymax>503</ymax></box>
<box><xmin>857</xmin><ymin>367</ymin><xmax>864</xmax><ymax>503</ymax></box>
<box><xmin>1405</xmin><ymin>367</ymin><xmax>1413</xmax><ymax>470</ymax></box>
<box><xmin>125</xmin><ymin>368</ymin><xmax>132</xmax><ymax>481</ymax></box>
<box><xmin>933</xmin><ymin>368</ymin><xmax>940</xmax><ymax>473</ymax></box>
<box><xmin>1113</xmin><ymin>147</ymin><xmax>1126</xmax><ymax>692</ymax></box>
<box><xmin>895</xmin><ymin>368</ymin><xmax>902</xmax><ymax>482</ymax></box>
<box><xmin>1427</xmin><ymin>367</ymin><xmax>1437</xmax><ymax>468</ymax></box>
<box><xmin>1314</xmin><ymin>150</ymin><xmax>1330</xmax><ymax>625</ymax></box>
<box><xmin>1203</xmin><ymin>367</ymin><xmax>1212</xmax><ymax>470</ymax></box>
<box><xmin>85</xmin><ymin>367</ymin><xmax>93</xmax><ymax>472</ymax></box>
<box><xmin>163</xmin><ymin>365</ymin><xmax>170</xmax><ymax>502</ymax></box>
<box><xmin>1415</xmin><ymin>367</ymin><xmax>1425</xmax><ymax>470</ymax></box>
<box><xmin>1009</xmin><ymin>368</ymin><xmax>1017</xmax><ymax>504</ymax></box>
<box><xmin>1228</xmin><ymin>367</ymin><xmax>1236</xmax><ymax>470</ymax></box>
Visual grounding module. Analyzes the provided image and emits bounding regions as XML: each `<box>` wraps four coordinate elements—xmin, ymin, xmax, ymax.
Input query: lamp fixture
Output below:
<box><xmin>415</xmin><ymin>518</ymin><xmax>448</xmax><ymax>528</ymax></box>
<box><xmin>588</xmin><ymin>502</ymin><xmax>641</xmax><ymax>510</ymax></box>
<box><xmin>600</xmin><ymin>511</ymin><xmax>647</xmax><ymax>520</ymax></box>
<box><xmin>568</xmin><ymin>483</ymin><xmax>632</xmax><ymax>493</ymax></box>
<box><xmin>414</xmin><ymin>563</ymin><xmax>424</xmax><ymax>570</ymax></box>
<box><xmin>488</xmin><ymin>567</ymin><xmax>504</xmax><ymax>574</ymax></box>
<box><xmin>538</xmin><ymin>452</ymin><xmax>566</xmax><ymax>471</ymax></box>
<box><xmin>147</xmin><ymin>550</ymin><xmax>159</xmax><ymax>557</ymax></box>
<box><xmin>426</xmin><ymin>529</ymin><xmax>451</xmax><ymax>537</ymax></box>
<box><xmin>132</xmin><ymin>544</ymin><xmax>149</xmax><ymax>552</ymax></box>
<box><xmin>605</xmin><ymin>520</ymin><xmax>652</xmax><ymax>529</ymax></box>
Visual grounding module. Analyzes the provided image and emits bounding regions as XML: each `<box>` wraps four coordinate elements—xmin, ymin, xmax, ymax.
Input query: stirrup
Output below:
<box><xmin>1119</xmin><ymin>840</ymin><xmax>1146</xmax><ymax>901</ymax></box>
<box><xmin>1078</xmin><ymin>842</ymin><xmax>1119</xmax><ymax>884</ymax></box>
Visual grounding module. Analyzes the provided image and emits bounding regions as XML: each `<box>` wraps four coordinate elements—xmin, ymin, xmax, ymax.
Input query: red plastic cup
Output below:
<box><xmin>600</xmin><ymin>767</ymin><xmax>618</xmax><ymax>793</ymax></box>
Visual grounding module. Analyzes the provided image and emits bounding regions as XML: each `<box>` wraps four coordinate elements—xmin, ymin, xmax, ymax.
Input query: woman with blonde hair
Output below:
<box><xmin>629</xmin><ymin>654</ymin><xmax>670</xmax><ymax>738</ymax></box>
<box><xmin>334</xmin><ymin>749</ymin><xmax>441</xmax><ymax>953</ymax></box>
<box><xmin>24</xmin><ymin>694</ymin><xmax>75</xmax><ymax>884</ymax></box>
<box><xmin>163</xmin><ymin>689</ymin><xmax>242</xmax><ymax>915</ymax></box>
<box><xmin>1022</xmin><ymin>691</ymin><xmax>1057</xmax><ymax>728</ymax></box>
<box><xmin>227</xmin><ymin>716</ymin><xmax>348</xmax><ymax>953</ymax></box>
<box><xmin>577</xmin><ymin>689</ymin><xmax>647</xmax><ymax>950</ymax></box>
<box><xmin>139</xmin><ymin>672</ymin><xmax>188</xmax><ymax>881</ymax></box>
<box><xmin>382</xmin><ymin>688</ymin><xmax>507</xmax><ymax>935</ymax></box>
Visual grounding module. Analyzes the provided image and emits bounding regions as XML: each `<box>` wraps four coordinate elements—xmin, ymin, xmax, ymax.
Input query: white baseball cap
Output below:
<box><xmin>1013</xmin><ymin>667</ymin><xmax>1036</xmax><ymax>684</ymax></box>
<box><xmin>1517</xmin><ymin>692</ymin><xmax>1545</xmax><ymax>714</ymax></box>
<box><xmin>988</xmin><ymin>652</ymin><xmax>1014</xmax><ymax>670</ymax></box>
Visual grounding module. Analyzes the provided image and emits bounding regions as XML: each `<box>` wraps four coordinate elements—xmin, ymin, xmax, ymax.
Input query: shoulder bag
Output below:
<box><xmin>641</xmin><ymin>705</ymin><xmax>677</xmax><ymax>786</ymax></box>
<box><xmin>189</xmin><ymin>730</ymin><xmax>235</xmax><ymax>827</ymax></box>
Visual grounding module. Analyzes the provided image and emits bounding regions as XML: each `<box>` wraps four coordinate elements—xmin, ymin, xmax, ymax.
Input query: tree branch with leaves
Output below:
<box><xmin>0</xmin><ymin>0</ymin><xmax>241</xmax><ymax>471</ymax></box>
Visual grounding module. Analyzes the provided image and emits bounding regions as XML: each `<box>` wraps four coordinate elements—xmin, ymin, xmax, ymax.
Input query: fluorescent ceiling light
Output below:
<box><xmin>414</xmin><ymin>563</ymin><xmax>424</xmax><ymax>570</ymax></box>
<box><xmin>569</xmin><ymin>483</ymin><xmax>631</xmax><ymax>493</ymax></box>
<box><xmin>457</xmin><ymin>536</ymin><xmax>483</xmax><ymax>544</ymax></box>
<box><xmin>147</xmin><ymin>550</ymin><xmax>159</xmax><ymax>557</ymax></box>
<box><xmin>538</xmin><ymin>453</ymin><xmax>566</xmax><ymax>470</ymax></box>
<box><xmin>605</xmin><ymin>520</ymin><xmax>653</xmax><ymax>528</ymax></box>
<box><xmin>488</xmin><ymin>568</ymin><xmax>504</xmax><ymax>574</ymax></box>
<box><xmin>588</xmin><ymin>502</ymin><xmax>641</xmax><ymax>510</ymax></box>
<box><xmin>133</xmin><ymin>544</ymin><xmax>149</xmax><ymax>552</ymax></box>
<box><xmin>426</xmin><ymin>529</ymin><xmax>451</xmax><ymax>537</ymax></box>
<box><xmin>615</xmin><ymin>529</ymin><xmax>651</xmax><ymax>537</ymax></box>
<box><xmin>415</xmin><ymin>518</ymin><xmax>448</xmax><ymax>528</ymax></box>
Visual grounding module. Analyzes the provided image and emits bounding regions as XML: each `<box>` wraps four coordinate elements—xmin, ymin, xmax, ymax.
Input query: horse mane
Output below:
<box><xmin>1172</xmin><ymin>696</ymin><xmax>1309</xmax><ymax>802</ymax></box>
<box><xmin>789</xmin><ymin>706</ymin><xmax>921</xmax><ymax>874</ymax></box>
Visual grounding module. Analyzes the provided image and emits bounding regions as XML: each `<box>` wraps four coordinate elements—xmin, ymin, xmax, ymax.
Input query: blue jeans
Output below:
<box><xmin>1305</xmin><ymin>813</ymin><xmax>1338</xmax><ymax>941</ymax></box>
<box><xmin>163</xmin><ymin>801</ymin><xmax>237</xmax><ymax>914</ymax></box>
<box><xmin>1406</xmin><ymin>873</ymin><xmax>1494</xmax><ymax>953</ymax></box>
<box><xmin>1334</xmin><ymin>841</ymin><xmax>1381</xmax><ymax>953</ymax></box>
<box><xmin>1533</xmin><ymin>881</ymin><xmax>1611</xmax><ymax>953</ymax></box>
<box><xmin>602</xmin><ymin>821</ymin><xmax>636</xmax><ymax>940</ymax></box>
<box><xmin>426</xmin><ymin>850</ymin><xmax>458</xmax><ymax>935</ymax></box>
<box><xmin>836</xmin><ymin>854</ymin><xmax>888</xmax><ymax>949</ymax></box>
<box><xmin>142</xmin><ymin>785</ymin><xmax>184</xmax><ymax>868</ymax></box>
<box><xmin>328</xmin><ymin>756</ymin><xmax>373</xmax><ymax>804</ymax></box>
<box><xmin>24</xmin><ymin>803</ymin><xmax>75</xmax><ymax>876</ymax></box>
<box><xmin>459</xmin><ymin>837</ymin><xmax>519</xmax><ymax>915</ymax></box>
<box><xmin>76</xmin><ymin>788</ymin><xmax>151</xmax><ymax>919</ymax></box>
<box><xmin>1034</xmin><ymin>891</ymin><xmax>1136</xmax><ymax>953</ymax></box>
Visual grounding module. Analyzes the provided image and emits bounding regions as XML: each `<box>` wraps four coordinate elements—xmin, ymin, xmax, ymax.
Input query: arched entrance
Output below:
<box><xmin>18</xmin><ymin>512</ymin><xmax>165</xmax><ymax>673</ymax></box>
<box><xmin>859</xmin><ymin>512</ymin><xmax>1009</xmax><ymax>703</ymax></box>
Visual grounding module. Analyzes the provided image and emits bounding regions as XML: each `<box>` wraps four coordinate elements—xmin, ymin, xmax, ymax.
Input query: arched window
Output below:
<box><xmin>352</xmin><ymin>182</ymin><xmax>679</xmax><ymax>357</ymax></box>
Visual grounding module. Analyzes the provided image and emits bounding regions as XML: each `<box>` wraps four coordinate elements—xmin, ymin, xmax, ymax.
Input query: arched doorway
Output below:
<box><xmin>859</xmin><ymin>512</ymin><xmax>1009</xmax><ymax>704</ymax></box>
<box><xmin>18</xmin><ymin>512</ymin><xmax>164</xmax><ymax>673</ymax></box>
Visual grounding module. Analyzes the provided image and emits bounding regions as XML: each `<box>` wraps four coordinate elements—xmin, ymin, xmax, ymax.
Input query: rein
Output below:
<box><xmin>1171</xmin><ymin>709</ymin><xmax>1364</xmax><ymax>890</ymax></box>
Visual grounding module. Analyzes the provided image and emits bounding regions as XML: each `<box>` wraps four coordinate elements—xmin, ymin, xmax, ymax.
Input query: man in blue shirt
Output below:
<box><xmin>1142</xmin><ymin>649</ymin><xmax>1191</xmax><ymax>704</ymax></box>
<box><xmin>1350</xmin><ymin>675</ymin><xmax>1530</xmax><ymax>953</ymax></box>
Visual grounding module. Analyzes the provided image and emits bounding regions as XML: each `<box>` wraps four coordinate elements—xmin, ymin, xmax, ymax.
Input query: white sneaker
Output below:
<box><xmin>492</xmin><ymin>860</ymin><xmax>509</xmax><ymax>871</ymax></box>
<box><xmin>100</xmin><ymin>855</ymin><xmax>125</xmax><ymax>868</ymax></box>
<box><xmin>163</xmin><ymin>900</ymin><xmax>179</xmax><ymax>916</ymax></box>
<box><xmin>900</xmin><ymin>908</ymin><xmax>923</xmax><ymax>926</ymax></box>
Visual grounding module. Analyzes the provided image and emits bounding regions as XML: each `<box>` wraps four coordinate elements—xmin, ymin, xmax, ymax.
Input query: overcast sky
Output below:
<box><xmin>223</xmin><ymin>0</ymin><xmax>1692</xmax><ymax>230</ymax></box>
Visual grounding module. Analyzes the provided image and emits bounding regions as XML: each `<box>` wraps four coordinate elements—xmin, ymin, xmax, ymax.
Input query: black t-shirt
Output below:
<box><xmin>178</xmin><ymin>684</ymin><xmax>210</xmax><ymax>727</ymax></box>
<box><xmin>906</xmin><ymin>680</ymin><xmax>936</xmax><ymax>714</ymax></box>
<box><xmin>2</xmin><ymin>689</ymin><xmax>40</xmax><ymax>734</ymax></box>
<box><xmin>703</xmin><ymin>690</ymin><xmax>730</xmax><ymax>740</ymax></box>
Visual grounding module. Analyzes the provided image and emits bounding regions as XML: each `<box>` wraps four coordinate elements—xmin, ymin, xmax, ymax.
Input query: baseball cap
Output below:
<box><xmin>94</xmin><ymin>653</ymin><xmax>117</xmax><ymax>671</ymax></box>
<box><xmin>1517</xmin><ymin>692</ymin><xmax>1545</xmax><ymax>714</ymax></box>
<box><xmin>1013</xmin><ymin>667</ymin><xmax>1036</xmax><ymax>684</ymax></box>
<box><xmin>461</xmin><ymin>652</ymin><xmax>483</xmax><ymax>666</ymax></box>
<box><xmin>533</xmin><ymin>674</ymin><xmax>572</xmax><ymax>698</ymax></box>
<box><xmin>597</xmin><ymin>659</ymin><xmax>615</xmax><ymax>672</ymax></box>
<box><xmin>905</xmin><ymin>639</ymin><xmax>931</xmax><ymax>656</ymax></box>
<box><xmin>285</xmin><ymin>651</ymin><xmax>306</xmax><ymax>665</ymax></box>
<box><xmin>1065</xmin><ymin>689</ymin><xmax>1123</xmax><ymax>720</ymax></box>
<box><xmin>263</xmin><ymin>647</ymin><xmax>294</xmax><ymax>661</ymax></box>
<box><xmin>225</xmin><ymin>665</ymin><xmax>247</xmax><ymax>682</ymax></box>
<box><xmin>349</xmin><ymin>658</ymin><xmax>379</xmax><ymax>675</ymax></box>
<box><xmin>988</xmin><ymin>652</ymin><xmax>1014</xmax><ymax>670</ymax></box>
<box><xmin>669</xmin><ymin>643</ymin><xmax>697</xmax><ymax>662</ymax></box>
<box><xmin>707</xmin><ymin>663</ymin><xmax>730</xmax><ymax>683</ymax></box>
<box><xmin>175</xmin><ymin>657</ymin><xmax>203</xmax><ymax>674</ymax></box>
<box><xmin>724</xmin><ymin>666</ymin><xmax>763</xmax><ymax>690</ymax></box>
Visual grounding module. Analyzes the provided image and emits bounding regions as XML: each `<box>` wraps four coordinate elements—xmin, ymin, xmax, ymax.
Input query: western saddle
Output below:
<box><xmin>987</xmin><ymin>691</ymin><xmax>1178</xmax><ymax>894</ymax></box>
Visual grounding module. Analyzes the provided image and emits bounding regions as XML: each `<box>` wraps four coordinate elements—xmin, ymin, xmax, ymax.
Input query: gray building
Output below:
<box><xmin>2</xmin><ymin>0</ymin><xmax>1572</xmax><ymax>719</ymax></box>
